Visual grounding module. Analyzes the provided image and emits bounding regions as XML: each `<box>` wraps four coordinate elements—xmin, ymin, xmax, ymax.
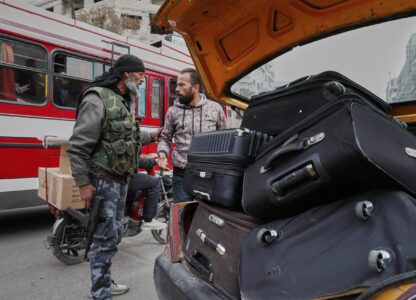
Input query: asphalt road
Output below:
<box><xmin>0</xmin><ymin>206</ymin><xmax>164</xmax><ymax>300</ymax></box>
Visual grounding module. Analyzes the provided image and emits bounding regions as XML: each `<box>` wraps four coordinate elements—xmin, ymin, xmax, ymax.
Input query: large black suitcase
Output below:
<box><xmin>242</xmin><ymin>95</ymin><xmax>416</xmax><ymax>219</ymax></box>
<box><xmin>241</xmin><ymin>71</ymin><xmax>390</xmax><ymax>135</ymax></box>
<box><xmin>240</xmin><ymin>190</ymin><xmax>416</xmax><ymax>300</ymax></box>
<box><xmin>183</xmin><ymin>201</ymin><xmax>263</xmax><ymax>299</ymax></box>
<box><xmin>185</xmin><ymin>128</ymin><xmax>269</xmax><ymax>208</ymax></box>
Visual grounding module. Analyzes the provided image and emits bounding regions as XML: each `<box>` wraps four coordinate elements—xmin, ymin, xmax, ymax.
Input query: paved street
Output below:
<box><xmin>0</xmin><ymin>206</ymin><xmax>164</xmax><ymax>300</ymax></box>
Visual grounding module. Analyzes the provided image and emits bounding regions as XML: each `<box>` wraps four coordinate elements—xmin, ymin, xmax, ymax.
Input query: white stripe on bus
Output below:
<box><xmin>0</xmin><ymin>178</ymin><xmax>38</xmax><ymax>192</ymax></box>
<box><xmin>0</xmin><ymin>114</ymin><xmax>159</xmax><ymax>140</ymax></box>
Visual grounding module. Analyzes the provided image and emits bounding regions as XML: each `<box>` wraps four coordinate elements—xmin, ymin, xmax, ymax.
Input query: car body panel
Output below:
<box><xmin>153</xmin><ymin>0</ymin><xmax>416</xmax><ymax>109</ymax></box>
<box><xmin>154</xmin><ymin>254</ymin><xmax>225</xmax><ymax>300</ymax></box>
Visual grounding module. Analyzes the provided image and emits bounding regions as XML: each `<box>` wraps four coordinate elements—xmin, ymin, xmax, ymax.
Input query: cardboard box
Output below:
<box><xmin>59</xmin><ymin>143</ymin><xmax>72</xmax><ymax>174</ymax></box>
<box><xmin>38</xmin><ymin>167</ymin><xmax>84</xmax><ymax>210</ymax></box>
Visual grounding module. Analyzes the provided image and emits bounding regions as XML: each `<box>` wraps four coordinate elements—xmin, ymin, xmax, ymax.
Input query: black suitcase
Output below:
<box><xmin>241</xmin><ymin>71</ymin><xmax>390</xmax><ymax>135</ymax></box>
<box><xmin>240</xmin><ymin>190</ymin><xmax>416</xmax><ymax>300</ymax></box>
<box><xmin>185</xmin><ymin>128</ymin><xmax>270</xmax><ymax>208</ymax></box>
<box><xmin>242</xmin><ymin>95</ymin><xmax>416</xmax><ymax>219</ymax></box>
<box><xmin>183</xmin><ymin>201</ymin><xmax>263</xmax><ymax>299</ymax></box>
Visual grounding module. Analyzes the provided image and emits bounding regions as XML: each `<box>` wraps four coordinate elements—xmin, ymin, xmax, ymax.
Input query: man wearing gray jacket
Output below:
<box><xmin>157</xmin><ymin>68</ymin><xmax>229</xmax><ymax>202</ymax></box>
<box><xmin>67</xmin><ymin>54</ymin><xmax>157</xmax><ymax>300</ymax></box>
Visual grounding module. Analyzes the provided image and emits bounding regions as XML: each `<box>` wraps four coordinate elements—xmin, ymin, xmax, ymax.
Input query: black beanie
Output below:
<box><xmin>112</xmin><ymin>54</ymin><xmax>145</xmax><ymax>74</ymax></box>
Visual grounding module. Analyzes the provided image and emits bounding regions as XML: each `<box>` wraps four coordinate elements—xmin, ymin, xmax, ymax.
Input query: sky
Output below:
<box><xmin>270</xmin><ymin>17</ymin><xmax>416</xmax><ymax>99</ymax></box>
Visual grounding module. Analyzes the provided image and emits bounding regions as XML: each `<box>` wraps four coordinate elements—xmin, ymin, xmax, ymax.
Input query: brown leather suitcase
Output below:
<box><xmin>182</xmin><ymin>201</ymin><xmax>263</xmax><ymax>299</ymax></box>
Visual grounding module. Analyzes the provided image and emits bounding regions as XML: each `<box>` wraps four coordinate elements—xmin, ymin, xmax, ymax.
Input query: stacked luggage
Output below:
<box><xmin>184</xmin><ymin>128</ymin><xmax>270</xmax><ymax>208</ymax></box>
<box><xmin>183</xmin><ymin>71</ymin><xmax>416</xmax><ymax>299</ymax></box>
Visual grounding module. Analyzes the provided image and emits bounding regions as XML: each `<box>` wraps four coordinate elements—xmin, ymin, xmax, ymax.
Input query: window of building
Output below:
<box><xmin>52</xmin><ymin>53</ymin><xmax>108</xmax><ymax>109</ymax></box>
<box><xmin>0</xmin><ymin>37</ymin><xmax>47</xmax><ymax>105</ymax></box>
<box><xmin>46</xmin><ymin>7</ymin><xmax>54</xmax><ymax>12</ymax></box>
<box><xmin>138</xmin><ymin>76</ymin><xmax>147</xmax><ymax>117</ymax></box>
<box><xmin>151</xmin><ymin>79</ymin><xmax>160</xmax><ymax>118</ymax></box>
<box><xmin>121</xmin><ymin>14</ymin><xmax>141</xmax><ymax>30</ymax></box>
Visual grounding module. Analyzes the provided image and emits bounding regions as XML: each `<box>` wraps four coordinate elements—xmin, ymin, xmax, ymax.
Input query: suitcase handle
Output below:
<box><xmin>196</xmin><ymin>229</ymin><xmax>226</xmax><ymax>256</ymax></box>
<box><xmin>260</xmin><ymin>132</ymin><xmax>325</xmax><ymax>173</ymax></box>
<box><xmin>189</xmin><ymin>250</ymin><xmax>214</xmax><ymax>282</ymax></box>
<box><xmin>270</xmin><ymin>164</ymin><xmax>318</xmax><ymax>196</ymax></box>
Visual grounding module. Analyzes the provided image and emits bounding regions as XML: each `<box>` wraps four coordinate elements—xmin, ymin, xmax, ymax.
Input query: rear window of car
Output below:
<box><xmin>231</xmin><ymin>16</ymin><xmax>416</xmax><ymax>104</ymax></box>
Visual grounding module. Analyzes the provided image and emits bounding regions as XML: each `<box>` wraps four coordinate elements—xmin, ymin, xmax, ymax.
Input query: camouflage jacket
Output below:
<box><xmin>68</xmin><ymin>89</ymin><xmax>156</xmax><ymax>186</ymax></box>
<box><xmin>157</xmin><ymin>94</ymin><xmax>229</xmax><ymax>169</ymax></box>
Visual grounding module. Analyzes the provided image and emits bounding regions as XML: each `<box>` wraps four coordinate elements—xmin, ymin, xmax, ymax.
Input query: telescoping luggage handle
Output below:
<box><xmin>260</xmin><ymin>132</ymin><xmax>325</xmax><ymax>174</ymax></box>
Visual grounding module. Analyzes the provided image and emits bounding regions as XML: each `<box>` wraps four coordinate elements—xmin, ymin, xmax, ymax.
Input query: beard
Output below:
<box><xmin>124</xmin><ymin>76</ymin><xmax>138</xmax><ymax>96</ymax></box>
<box><xmin>178</xmin><ymin>93</ymin><xmax>193</xmax><ymax>105</ymax></box>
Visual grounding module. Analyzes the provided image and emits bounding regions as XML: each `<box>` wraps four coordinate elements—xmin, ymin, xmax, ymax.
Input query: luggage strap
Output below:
<box><xmin>260</xmin><ymin>132</ymin><xmax>325</xmax><ymax>173</ymax></box>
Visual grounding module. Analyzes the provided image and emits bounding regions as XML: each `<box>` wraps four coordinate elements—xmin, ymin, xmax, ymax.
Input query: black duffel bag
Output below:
<box><xmin>240</xmin><ymin>190</ymin><xmax>416</xmax><ymax>299</ymax></box>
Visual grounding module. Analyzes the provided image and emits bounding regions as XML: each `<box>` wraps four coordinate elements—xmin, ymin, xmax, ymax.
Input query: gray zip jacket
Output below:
<box><xmin>157</xmin><ymin>94</ymin><xmax>229</xmax><ymax>169</ymax></box>
<box><xmin>67</xmin><ymin>93</ymin><xmax>156</xmax><ymax>186</ymax></box>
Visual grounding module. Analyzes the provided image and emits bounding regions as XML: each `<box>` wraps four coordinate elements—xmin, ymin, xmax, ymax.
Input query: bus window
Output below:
<box><xmin>168</xmin><ymin>78</ymin><xmax>176</xmax><ymax>107</ymax></box>
<box><xmin>93</xmin><ymin>61</ymin><xmax>106</xmax><ymax>78</ymax></box>
<box><xmin>138</xmin><ymin>75</ymin><xmax>147</xmax><ymax>117</ymax></box>
<box><xmin>151</xmin><ymin>78</ymin><xmax>160</xmax><ymax>118</ymax></box>
<box><xmin>66</xmin><ymin>56</ymin><xmax>93</xmax><ymax>80</ymax></box>
<box><xmin>53</xmin><ymin>53</ymin><xmax>93</xmax><ymax>109</ymax></box>
<box><xmin>0</xmin><ymin>37</ymin><xmax>47</xmax><ymax>104</ymax></box>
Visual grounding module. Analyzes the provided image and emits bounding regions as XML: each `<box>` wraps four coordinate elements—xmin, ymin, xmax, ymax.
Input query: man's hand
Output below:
<box><xmin>157</xmin><ymin>152</ymin><xmax>168</xmax><ymax>169</ymax></box>
<box><xmin>79</xmin><ymin>184</ymin><xmax>96</xmax><ymax>208</ymax></box>
<box><xmin>155</xmin><ymin>127</ymin><xmax>163</xmax><ymax>142</ymax></box>
<box><xmin>145</xmin><ymin>152</ymin><xmax>158</xmax><ymax>159</ymax></box>
<box><xmin>16</xmin><ymin>84</ymin><xmax>30</xmax><ymax>94</ymax></box>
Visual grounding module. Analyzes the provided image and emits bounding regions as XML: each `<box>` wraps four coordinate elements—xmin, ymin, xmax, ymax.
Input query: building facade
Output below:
<box><xmin>30</xmin><ymin>0</ymin><xmax>165</xmax><ymax>44</ymax></box>
<box><xmin>386</xmin><ymin>33</ymin><xmax>416</xmax><ymax>103</ymax></box>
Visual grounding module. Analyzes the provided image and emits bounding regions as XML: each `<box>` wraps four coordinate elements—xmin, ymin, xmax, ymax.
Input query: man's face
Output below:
<box><xmin>176</xmin><ymin>72</ymin><xmax>196</xmax><ymax>105</ymax></box>
<box><xmin>130</xmin><ymin>72</ymin><xmax>145</xmax><ymax>86</ymax></box>
<box><xmin>124</xmin><ymin>72</ymin><xmax>145</xmax><ymax>96</ymax></box>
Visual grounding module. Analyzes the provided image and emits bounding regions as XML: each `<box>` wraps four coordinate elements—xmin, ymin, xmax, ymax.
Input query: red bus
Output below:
<box><xmin>0</xmin><ymin>1</ymin><xmax>193</xmax><ymax>210</ymax></box>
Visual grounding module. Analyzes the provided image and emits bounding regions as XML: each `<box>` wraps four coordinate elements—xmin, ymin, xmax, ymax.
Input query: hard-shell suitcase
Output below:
<box><xmin>242</xmin><ymin>95</ymin><xmax>416</xmax><ymax>219</ymax></box>
<box><xmin>241</xmin><ymin>71</ymin><xmax>390</xmax><ymax>136</ymax></box>
<box><xmin>240</xmin><ymin>190</ymin><xmax>416</xmax><ymax>300</ymax></box>
<box><xmin>183</xmin><ymin>201</ymin><xmax>263</xmax><ymax>299</ymax></box>
<box><xmin>185</xmin><ymin>128</ymin><xmax>270</xmax><ymax>208</ymax></box>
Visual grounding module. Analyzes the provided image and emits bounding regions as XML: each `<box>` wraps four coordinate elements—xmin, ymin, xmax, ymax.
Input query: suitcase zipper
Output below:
<box><xmin>257</xmin><ymin>99</ymin><xmax>347</xmax><ymax>158</ymax></box>
<box><xmin>257</xmin><ymin>95</ymin><xmax>372</xmax><ymax>159</ymax></box>
<box><xmin>187</xmin><ymin>160</ymin><xmax>247</xmax><ymax>171</ymax></box>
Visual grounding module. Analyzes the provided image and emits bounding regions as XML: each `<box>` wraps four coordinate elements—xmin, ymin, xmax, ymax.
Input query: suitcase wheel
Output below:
<box><xmin>355</xmin><ymin>201</ymin><xmax>374</xmax><ymax>220</ymax></box>
<box><xmin>368</xmin><ymin>249</ymin><xmax>392</xmax><ymax>272</ymax></box>
<box><xmin>256</xmin><ymin>228</ymin><xmax>281</xmax><ymax>245</ymax></box>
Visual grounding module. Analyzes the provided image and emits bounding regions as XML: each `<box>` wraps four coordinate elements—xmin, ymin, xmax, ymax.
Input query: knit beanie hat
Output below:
<box><xmin>113</xmin><ymin>54</ymin><xmax>145</xmax><ymax>74</ymax></box>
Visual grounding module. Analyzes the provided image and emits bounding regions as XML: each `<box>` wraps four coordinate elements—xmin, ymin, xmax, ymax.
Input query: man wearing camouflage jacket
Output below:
<box><xmin>67</xmin><ymin>55</ymin><xmax>157</xmax><ymax>300</ymax></box>
<box><xmin>157</xmin><ymin>68</ymin><xmax>229</xmax><ymax>202</ymax></box>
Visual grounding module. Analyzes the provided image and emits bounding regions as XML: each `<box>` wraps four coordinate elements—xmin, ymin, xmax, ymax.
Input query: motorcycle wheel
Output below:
<box><xmin>151</xmin><ymin>202</ymin><xmax>170</xmax><ymax>244</ymax></box>
<box><xmin>51</xmin><ymin>214</ymin><xmax>86</xmax><ymax>265</ymax></box>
